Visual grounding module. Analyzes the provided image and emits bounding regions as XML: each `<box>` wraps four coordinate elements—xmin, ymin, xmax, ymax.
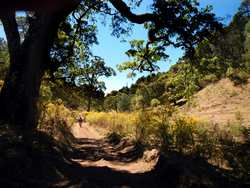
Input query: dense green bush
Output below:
<box><xmin>150</xmin><ymin>98</ymin><xmax>161</xmax><ymax>107</ymax></box>
<box><xmin>173</xmin><ymin>117</ymin><xmax>195</xmax><ymax>153</ymax></box>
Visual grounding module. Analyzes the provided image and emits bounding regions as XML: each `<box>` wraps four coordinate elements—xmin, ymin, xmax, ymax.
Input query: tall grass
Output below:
<box><xmin>85</xmin><ymin>111</ymin><xmax>138</xmax><ymax>137</ymax></box>
<box><xmin>38</xmin><ymin>100</ymin><xmax>77</xmax><ymax>147</ymax></box>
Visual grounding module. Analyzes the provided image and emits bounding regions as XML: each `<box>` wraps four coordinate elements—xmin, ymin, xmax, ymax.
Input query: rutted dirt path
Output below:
<box><xmin>71</xmin><ymin>123</ymin><xmax>105</xmax><ymax>140</ymax></box>
<box><xmin>70</xmin><ymin>123</ymin><xmax>158</xmax><ymax>174</ymax></box>
<box><xmin>52</xmin><ymin>123</ymin><xmax>239</xmax><ymax>187</ymax></box>
<box><xmin>0</xmin><ymin>124</ymin><xmax>241</xmax><ymax>187</ymax></box>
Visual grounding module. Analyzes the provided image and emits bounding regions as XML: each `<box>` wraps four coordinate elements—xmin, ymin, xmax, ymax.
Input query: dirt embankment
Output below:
<box><xmin>181</xmin><ymin>78</ymin><xmax>250</xmax><ymax>127</ymax></box>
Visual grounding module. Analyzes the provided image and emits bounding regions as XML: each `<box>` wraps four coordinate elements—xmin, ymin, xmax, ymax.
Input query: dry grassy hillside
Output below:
<box><xmin>181</xmin><ymin>78</ymin><xmax>250</xmax><ymax>128</ymax></box>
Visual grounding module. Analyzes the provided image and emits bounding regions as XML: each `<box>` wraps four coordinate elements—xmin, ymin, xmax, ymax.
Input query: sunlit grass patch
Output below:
<box><xmin>86</xmin><ymin>111</ymin><xmax>139</xmax><ymax>137</ymax></box>
<box><xmin>38</xmin><ymin>100</ymin><xmax>77</xmax><ymax>147</ymax></box>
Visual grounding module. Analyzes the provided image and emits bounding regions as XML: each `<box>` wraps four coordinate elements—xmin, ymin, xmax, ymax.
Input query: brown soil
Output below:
<box><xmin>70</xmin><ymin>123</ymin><xmax>158</xmax><ymax>174</ymax></box>
<box><xmin>180</xmin><ymin>78</ymin><xmax>250</xmax><ymax>128</ymax></box>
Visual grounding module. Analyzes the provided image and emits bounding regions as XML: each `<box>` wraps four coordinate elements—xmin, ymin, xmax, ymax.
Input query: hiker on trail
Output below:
<box><xmin>77</xmin><ymin>115</ymin><xmax>85</xmax><ymax>128</ymax></box>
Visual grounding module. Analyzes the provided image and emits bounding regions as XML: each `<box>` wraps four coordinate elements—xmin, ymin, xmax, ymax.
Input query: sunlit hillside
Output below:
<box><xmin>181</xmin><ymin>78</ymin><xmax>250</xmax><ymax>128</ymax></box>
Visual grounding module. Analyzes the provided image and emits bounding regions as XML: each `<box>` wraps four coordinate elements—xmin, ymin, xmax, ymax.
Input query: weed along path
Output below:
<box><xmin>70</xmin><ymin>123</ymin><xmax>158</xmax><ymax>174</ymax></box>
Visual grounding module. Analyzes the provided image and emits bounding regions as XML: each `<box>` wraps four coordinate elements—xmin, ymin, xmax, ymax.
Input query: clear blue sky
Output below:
<box><xmin>93</xmin><ymin>0</ymin><xmax>241</xmax><ymax>93</ymax></box>
<box><xmin>0</xmin><ymin>0</ymin><xmax>241</xmax><ymax>93</ymax></box>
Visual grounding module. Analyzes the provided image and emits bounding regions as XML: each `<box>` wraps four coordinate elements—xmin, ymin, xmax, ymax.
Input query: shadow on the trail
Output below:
<box><xmin>56</xmin><ymin>136</ymin><xmax>242</xmax><ymax>188</ymax></box>
<box><xmin>69</xmin><ymin>137</ymin><xmax>143</xmax><ymax>163</ymax></box>
<box><xmin>0</xmin><ymin>126</ymin><xmax>246</xmax><ymax>188</ymax></box>
<box><xmin>56</xmin><ymin>151</ymin><xmax>241</xmax><ymax>188</ymax></box>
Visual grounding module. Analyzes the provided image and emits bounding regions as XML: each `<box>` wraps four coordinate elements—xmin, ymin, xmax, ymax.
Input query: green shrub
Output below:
<box><xmin>194</xmin><ymin>127</ymin><xmax>219</xmax><ymax>160</ymax></box>
<box><xmin>150</xmin><ymin>98</ymin><xmax>161</xmax><ymax>107</ymax></box>
<box><xmin>39</xmin><ymin>83</ymin><xmax>53</xmax><ymax>102</ymax></box>
<box><xmin>226</xmin><ymin>68</ymin><xmax>249</xmax><ymax>85</ymax></box>
<box><xmin>150</xmin><ymin>105</ymin><xmax>175</xmax><ymax>149</ymax></box>
<box><xmin>173</xmin><ymin>117</ymin><xmax>195</xmax><ymax>153</ymax></box>
<box><xmin>198</xmin><ymin>74</ymin><xmax>218</xmax><ymax>88</ymax></box>
<box><xmin>134</xmin><ymin>110</ymin><xmax>151</xmax><ymax>146</ymax></box>
<box><xmin>117</xmin><ymin>93</ymin><xmax>131</xmax><ymax>112</ymax></box>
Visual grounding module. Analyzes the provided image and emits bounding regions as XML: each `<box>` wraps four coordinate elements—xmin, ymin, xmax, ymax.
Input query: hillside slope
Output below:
<box><xmin>181</xmin><ymin>78</ymin><xmax>250</xmax><ymax>127</ymax></box>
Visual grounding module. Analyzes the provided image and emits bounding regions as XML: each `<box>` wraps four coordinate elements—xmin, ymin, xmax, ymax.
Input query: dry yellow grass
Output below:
<box><xmin>180</xmin><ymin>78</ymin><xmax>250</xmax><ymax>128</ymax></box>
<box><xmin>85</xmin><ymin>111</ymin><xmax>139</xmax><ymax>137</ymax></box>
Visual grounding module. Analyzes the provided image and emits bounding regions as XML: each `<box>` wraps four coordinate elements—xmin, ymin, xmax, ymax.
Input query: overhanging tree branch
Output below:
<box><xmin>109</xmin><ymin>0</ymin><xmax>156</xmax><ymax>24</ymax></box>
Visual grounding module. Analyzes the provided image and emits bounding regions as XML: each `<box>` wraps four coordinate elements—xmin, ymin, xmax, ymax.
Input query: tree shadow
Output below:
<box><xmin>69</xmin><ymin>137</ymin><xmax>143</xmax><ymax>163</ymax></box>
<box><xmin>219</xmin><ymin>128</ymin><xmax>250</xmax><ymax>183</ymax></box>
<box><xmin>53</xmin><ymin>151</ymin><xmax>242</xmax><ymax>188</ymax></box>
<box><xmin>0</xmin><ymin>125</ymin><xmax>247</xmax><ymax>188</ymax></box>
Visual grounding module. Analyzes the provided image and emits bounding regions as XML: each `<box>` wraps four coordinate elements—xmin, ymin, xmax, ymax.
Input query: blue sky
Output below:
<box><xmin>93</xmin><ymin>0</ymin><xmax>241</xmax><ymax>93</ymax></box>
<box><xmin>0</xmin><ymin>0</ymin><xmax>241</xmax><ymax>93</ymax></box>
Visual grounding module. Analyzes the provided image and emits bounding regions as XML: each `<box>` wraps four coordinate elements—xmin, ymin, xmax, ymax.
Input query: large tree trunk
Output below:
<box><xmin>0</xmin><ymin>9</ymin><xmax>75</xmax><ymax>130</ymax></box>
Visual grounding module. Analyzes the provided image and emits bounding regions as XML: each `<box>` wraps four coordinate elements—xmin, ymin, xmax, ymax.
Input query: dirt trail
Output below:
<box><xmin>54</xmin><ymin>124</ymin><xmax>237</xmax><ymax>188</ymax></box>
<box><xmin>71</xmin><ymin>123</ymin><xmax>105</xmax><ymax>140</ymax></box>
<box><xmin>70</xmin><ymin>123</ymin><xmax>158</xmax><ymax>174</ymax></box>
<box><xmin>0</xmin><ymin>123</ymin><xmax>240</xmax><ymax>187</ymax></box>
